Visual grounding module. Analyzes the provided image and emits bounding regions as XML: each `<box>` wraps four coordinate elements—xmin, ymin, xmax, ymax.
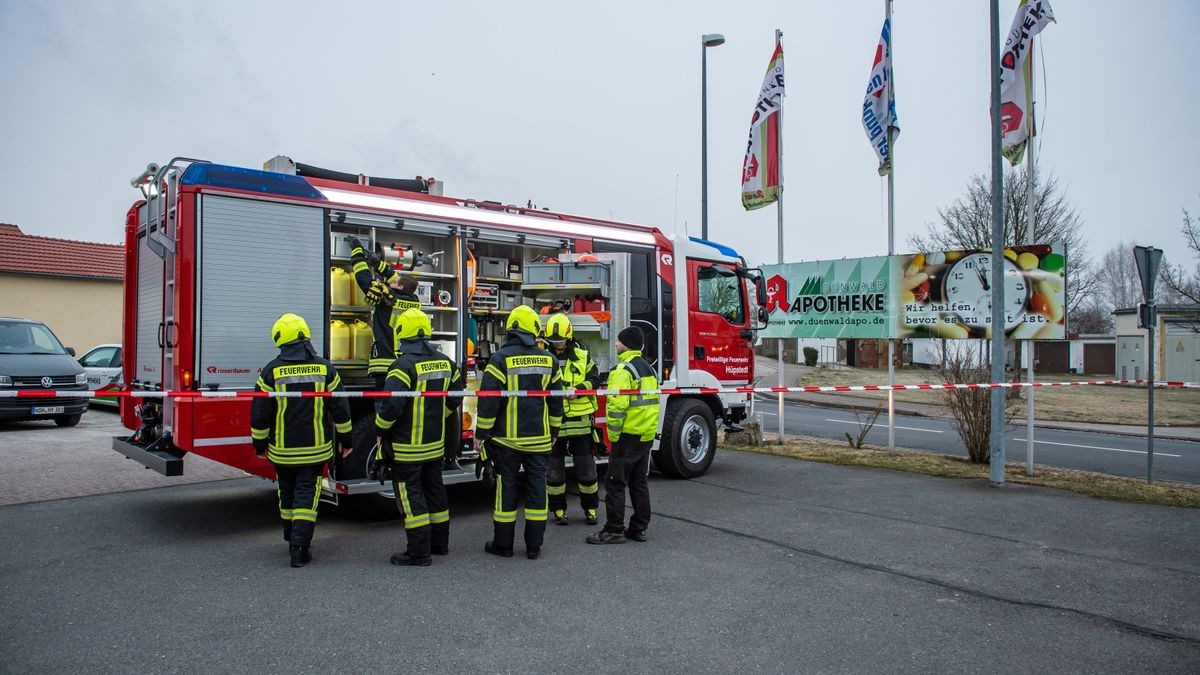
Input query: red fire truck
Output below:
<box><xmin>115</xmin><ymin>156</ymin><xmax>766</xmax><ymax>515</ymax></box>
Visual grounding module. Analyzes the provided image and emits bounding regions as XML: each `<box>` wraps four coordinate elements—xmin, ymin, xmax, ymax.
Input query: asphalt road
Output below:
<box><xmin>755</xmin><ymin>397</ymin><xmax>1200</xmax><ymax>484</ymax></box>
<box><xmin>2</xmin><ymin>444</ymin><xmax>1199</xmax><ymax>671</ymax></box>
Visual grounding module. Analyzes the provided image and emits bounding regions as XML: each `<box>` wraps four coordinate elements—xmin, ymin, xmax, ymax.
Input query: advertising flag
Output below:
<box><xmin>862</xmin><ymin>18</ymin><xmax>899</xmax><ymax>176</ymax></box>
<box><xmin>741</xmin><ymin>40</ymin><xmax>785</xmax><ymax>211</ymax></box>
<box><xmin>1000</xmin><ymin>0</ymin><xmax>1055</xmax><ymax>165</ymax></box>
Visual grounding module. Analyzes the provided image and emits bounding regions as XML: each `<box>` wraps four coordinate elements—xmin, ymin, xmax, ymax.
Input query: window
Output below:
<box><xmin>697</xmin><ymin>265</ymin><xmax>745</xmax><ymax>324</ymax></box>
<box><xmin>0</xmin><ymin>320</ymin><xmax>67</xmax><ymax>355</ymax></box>
<box><xmin>82</xmin><ymin>346</ymin><xmax>119</xmax><ymax>368</ymax></box>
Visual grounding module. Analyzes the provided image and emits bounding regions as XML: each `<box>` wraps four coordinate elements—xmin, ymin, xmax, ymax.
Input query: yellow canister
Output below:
<box><xmin>351</xmin><ymin>320</ymin><xmax>373</xmax><ymax>361</ymax></box>
<box><xmin>350</xmin><ymin>276</ymin><xmax>365</xmax><ymax>306</ymax></box>
<box><xmin>330</xmin><ymin>268</ymin><xmax>352</xmax><ymax>306</ymax></box>
<box><xmin>330</xmin><ymin>319</ymin><xmax>351</xmax><ymax>361</ymax></box>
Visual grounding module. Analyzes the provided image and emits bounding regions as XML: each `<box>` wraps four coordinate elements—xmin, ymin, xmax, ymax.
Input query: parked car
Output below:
<box><xmin>0</xmin><ymin>316</ymin><xmax>88</xmax><ymax>426</ymax></box>
<box><xmin>78</xmin><ymin>343</ymin><xmax>122</xmax><ymax>409</ymax></box>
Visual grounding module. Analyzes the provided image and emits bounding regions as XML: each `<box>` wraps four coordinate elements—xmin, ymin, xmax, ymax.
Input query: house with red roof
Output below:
<box><xmin>0</xmin><ymin>224</ymin><xmax>123</xmax><ymax>352</ymax></box>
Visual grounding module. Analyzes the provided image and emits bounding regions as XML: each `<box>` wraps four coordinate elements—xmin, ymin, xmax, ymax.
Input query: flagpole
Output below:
<box><xmin>885</xmin><ymin>0</ymin><xmax>896</xmax><ymax>451</ymax></box>
<box><xmin>775</xmin><ymin>28</ymin><xmax>786</xmax><ymax>445</ymax></box>
<box><xmin>1025</xmin><ymin>37</ymin><xmax>1037</xmax><ymax>476</ymax></box>
<box><xmin>988</xmin><ymin>0</ymin><xmax>1007</xmax><ymax>486</ymax></box>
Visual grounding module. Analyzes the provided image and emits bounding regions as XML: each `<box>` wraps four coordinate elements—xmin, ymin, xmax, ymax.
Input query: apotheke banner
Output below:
<box><xmin>760</xmin><ymin>244</ymin><xmax>1066</xmax><ymax>340</ymax></box>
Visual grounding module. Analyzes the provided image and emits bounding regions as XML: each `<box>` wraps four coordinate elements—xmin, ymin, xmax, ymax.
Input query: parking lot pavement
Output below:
<box><xmin>0</xmin><ymin>408</ymin><xmax>245</xmax><ymax>506</ymax></box>
<box><xmin>1</xmin><ymin>448</ymin><xmax>1198</xmax><ymax>671</ymax></box>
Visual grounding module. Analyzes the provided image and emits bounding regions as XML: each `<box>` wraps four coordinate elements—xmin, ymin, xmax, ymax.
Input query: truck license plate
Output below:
<box><xmin>31</xmin><ymin>406</ymin><xmax>65</xmax><ymax>415</ymax></box>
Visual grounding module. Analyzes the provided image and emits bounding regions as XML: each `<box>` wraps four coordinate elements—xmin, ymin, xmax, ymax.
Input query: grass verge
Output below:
<box><xmin>728</xmin><ymin>436</ymin><xmax>1200</xmax><ymax>509</ymax></box>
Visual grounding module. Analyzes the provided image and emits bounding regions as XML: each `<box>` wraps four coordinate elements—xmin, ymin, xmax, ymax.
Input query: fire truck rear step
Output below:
<box><xmin>112</xmin><ymin>436</ymin><xmax>185</xmax><ymax>477</ymax></box>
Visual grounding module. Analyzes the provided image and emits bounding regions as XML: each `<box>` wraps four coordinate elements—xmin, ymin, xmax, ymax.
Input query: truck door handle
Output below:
<box><xmin>694</xmin><ymin>345</ymin><xmax>705</xmax><ymax>360</ymax></box>
<box><xmin>157</xmin><ymin>322</ymin><xmax>165</xmax><ymax>348</ymax></box>
<box><xmin>165</xmin><ymin>320</ymin><xmax>175</xmax><ymax>348</ymax></box>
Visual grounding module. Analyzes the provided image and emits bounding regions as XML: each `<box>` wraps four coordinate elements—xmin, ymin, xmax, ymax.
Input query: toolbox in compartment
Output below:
<box><xmin>470</xmin><ymin>283</ymin><xmax>500</xmax><ymax>309</ymax></box>
<box><xmin>478</xmin><ymin>256</ymin><xmax>509</xmax><ymax>278</ymax></box>
<box><xmin>499</xmin><ymin>290</ymin><xmax>523</xmax><ymax>310</ymax></box>
<box><xmin>524</xmin><ymin>262</ymin><xmax>562</xmax><ymax>284</ymax></box>
<box><xmin>561</xmin><ymin>261</ymin><xmax>610</xmax><ymax>286</ymax></box>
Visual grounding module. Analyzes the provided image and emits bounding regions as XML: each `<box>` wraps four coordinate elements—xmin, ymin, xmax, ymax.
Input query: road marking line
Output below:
<box><xmin>1012</xmin><ymin>438</ymin><xmax>1180</xmax><ymax>458</ymax></box>
<box><xmin>822</xmin><ymin>418</ymin><xmax>943</xmax><ymax>433</ymax></box>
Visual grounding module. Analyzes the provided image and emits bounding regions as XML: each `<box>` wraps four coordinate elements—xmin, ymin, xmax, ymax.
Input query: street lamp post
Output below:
<box><xmin>701</xmin><ymin>32</ymin><xmax>725</xmax><ymax>241</ymax></box>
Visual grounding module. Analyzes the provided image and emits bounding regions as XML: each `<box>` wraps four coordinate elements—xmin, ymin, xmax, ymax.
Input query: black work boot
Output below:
<box><xmin>554</xmin><ymin>509</ymin><xmax>568</xmax><ymax>526</ymax></box>
<box><xmin>390</xmin><ymin>552</ymin><xmax>432</xmax><ymax>567</ymax></box>
<box><xmin>526</xmin><ymin>547</ymin><xmax>541</xmax><ymax>560</ymax></box>
<box><xmin>484</xmin><ymin>541</ymin><xmax>514</xmax><ymax>557</ymax></box>
<box><xmin>585</xmin><ymin>509</ymin><xmax>598</xmax><ymax>526</ymax></box>
<box><xmin>289</xmin><ymin>545</ymin><xmax>312</xmax><ymax>567</ymax></box>
<box><xmin>624</xmin><ymin>529</ymin><xmax>648</xmax><ymax>542</ymax></box>
<box><xmin>586</xmin><ymin>530</ymin><xmax>626</xmax><ymax>545</ymax></box>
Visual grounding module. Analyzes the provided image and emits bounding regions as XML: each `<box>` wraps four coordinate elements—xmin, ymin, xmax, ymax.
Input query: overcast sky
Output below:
<box><xmin>1</xmin><ymin>0</ymin><xmax>1196</xmax><ymax>274</ymax></box>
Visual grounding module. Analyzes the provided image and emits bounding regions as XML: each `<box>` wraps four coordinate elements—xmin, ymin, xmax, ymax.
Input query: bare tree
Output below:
<box><xmin>1070</xmin><ymin>300</ymin><xmax>1114</xmax><ymax>334</ymax></box>
<box><xmin>908</xmin><ymin>165</ymin><xmax>1097</xmax><ymax>315</ymax></box>
<box><xmin>1097</xmin><ymin>240</ymin><xmax>1144</xmax><ymax>310</ymax></box>
<box><xmin>935</xmin><ymin>342</ymin><xmax>1019</xmax><ymax>463</ymax></box>
<box><xmin>844</xmin><ymin>404</ymin><xmax>883</xmax><ymax>449</ymax></box>
<box><xmin>1160</xmin><ymin>206</ymin><xmax>1200</xmax><ymax>304</ymax></box>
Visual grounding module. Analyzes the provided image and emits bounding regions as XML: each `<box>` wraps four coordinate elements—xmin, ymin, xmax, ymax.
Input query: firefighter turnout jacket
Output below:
<box><xmin>605</xmin><ymin>349</ymin><xmax>660</xmax><ymax>442</ymax></box>
<box><xmin>554</xmin><ymin>343</ymin><xmax>599</xmax><ymax>438</ymax></box>
<box><xmin>375</xmin><ymin>338</ymin><xmax>465</xmax><ymax>463</ymax></box>
<box><xmin>476</xmin><ymin>330</ymin><xmax>564</xmax><ymax>452</ymax></box>
<box><xmin>351</xmin><ymin>244</ymin><xmax>423</xmax><ymax>375</ymax></box>
<box><xmin>251</xmin><ymin>341</ymin><xmax>353</xmax><ymax>465</ymax></box>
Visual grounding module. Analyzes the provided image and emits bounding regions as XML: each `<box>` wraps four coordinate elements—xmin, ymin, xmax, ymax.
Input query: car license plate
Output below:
<box><xmin>32</xmin><ymin>406</ymin><xmax>65</xmax><ymax>415</ymax></box>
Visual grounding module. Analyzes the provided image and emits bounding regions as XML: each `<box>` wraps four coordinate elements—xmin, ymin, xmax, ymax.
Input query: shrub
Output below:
<box><xmin>802</xmin><ymin>346</ymin><xmax>818</xmax><ymax>366</ymax></box>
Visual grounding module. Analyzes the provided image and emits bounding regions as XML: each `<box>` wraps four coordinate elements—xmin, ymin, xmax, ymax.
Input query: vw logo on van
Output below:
<box><xmin>41</xmin><ymin>377</ymin><xmax>53</xmax><ymax>388</ymax></box>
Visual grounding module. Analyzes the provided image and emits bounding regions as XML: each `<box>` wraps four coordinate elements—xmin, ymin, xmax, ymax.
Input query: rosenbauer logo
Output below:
<box><xmin>206</xmin><ymin>365</ymin><xmax>253</xmax><ymax>375</ymax></box>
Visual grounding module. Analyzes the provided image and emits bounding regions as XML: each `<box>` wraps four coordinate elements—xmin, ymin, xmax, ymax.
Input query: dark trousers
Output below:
<box><xmin>603</xmin><ymin>437</ymin><xmax>652</xmax><ymax>534</ymax></box>
<box><xmin>547</xmin><ymin>434</ymin><xmax>599</xmax><ymax>513</ymax></box>
<box><xmin>491</xmin><ymin>444</ymin><xmax>548</xmax><ymax>552</ymax></box>
<box><xmin>391</xmin><ymin>459</ymin><xmax>449</xmax><ymax>559</ymax></box>
<box><xmin>275</xmin><ymin>463</ymin><xmax>323</xmax><ymax>547</ymax></box>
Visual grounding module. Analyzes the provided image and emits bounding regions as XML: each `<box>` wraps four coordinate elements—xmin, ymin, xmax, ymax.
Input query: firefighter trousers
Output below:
<box><xmin>275</xmin><ymin>463</ymin><xmax>323</xmax><ymax>547</ymax></box>
<box><xmin>602</xmin><ymin>437</ymin><xmax>652</xmax><ymax>534</ymax></box>
<box><xmin>490</xmin><ymin>444</ymin><xmax>548</xmax><ymax>553</ymax></box>
<box><xmin>547</xmin><ymin>434</ymin><xmax>598</xmax><ymax>514</ymax></box>
<box><xmin>390</xmin><ymin>459</ymin><xmax>449</xmax><ymax>559</ymax></box>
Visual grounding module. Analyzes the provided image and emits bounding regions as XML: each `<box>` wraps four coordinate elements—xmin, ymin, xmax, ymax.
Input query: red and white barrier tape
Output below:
<box><xmin>2</xmin><ymin>379</ymin><xmax>1197</xmax><ymax>399</ymax></box>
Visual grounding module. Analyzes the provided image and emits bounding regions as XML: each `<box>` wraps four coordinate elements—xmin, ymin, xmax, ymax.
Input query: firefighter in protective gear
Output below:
<box><xmin>587</xmin><ymin>326</ymin><xmax>658</xmax><ymax>545</ymax></box>
<box><xmin>542</xmin><ymin>313</ymin><xmax>601</xmax><ymax>526</ymax></box>
<box><xmin>475</xmin><ymin>304</ymin><xmax>564</xmax><ymax>559</ymax></box>
<box><xmin>348</xmin><ymin>237</ymin><xmax>422</xmax><ymax>388</ymax></box>
<box><xmin>251</xmin><ymin>313</ymin><xmax>353</xmax><ymax>567</ymax></box>
<box><xmin>375</xmin><ymin>308</ymin><xmax>465</xmax><ymax>566</ymax></box>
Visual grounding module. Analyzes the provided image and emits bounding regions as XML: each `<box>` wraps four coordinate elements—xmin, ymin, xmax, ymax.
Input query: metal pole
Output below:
<box><xmin>1147</xmin><ymin>306</ymin><xmax>1156</xmax><ymax>483</ymax></box>
<box><xmin>701</xmin><ymin>40</ymin><xmax>709</xmax><ymax>242</ymax></box>
<box><xmin>1025</xmin><ymin>42</ymin><xmax>1036</xmax><ymax>477</ymax></box>
<box><xmin>885</xmin><ymin>0</ymin><xmax>896</xmax><ymax>451</ymax></box>
<box><xmin>988</xmin><ymin>0</ymin><xmax>1007</xmax><ymax>486</ymax></box>
<box><xmin>775</xmin><ymin>29</ymin><xmax>786</xmax><ymax>444</ymax></box>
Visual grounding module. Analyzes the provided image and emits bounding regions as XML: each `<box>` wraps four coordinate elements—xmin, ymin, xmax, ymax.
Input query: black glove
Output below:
<box><xmin>368</xmin><ymin>456</ymin><xmax>391</xmax><ymax>485</ymax></box>
<box><xmin>336</xmin><ymin>432</ymin><xmax>353</xmax><ymax>451</ymax></box>
<box><xmin>252</xmin><ymin>437</ymin><xmax>268</xmax><ymax>457</ymax></box>
<box><xmin>592</xmin><ymin>428</ymin><xmax>610</xmax><ymax>457</ymax></box>
<box><xmin>348</xmin><ymin>236</ymin><xmax>365</xmax><ymax>254</ymax></box>
<box><xmin>474</xmin><ymin>441</ymin><xmax>495</xmax><ymax>483</ymax></box>
<box><xmin>365</xmin><ymin>250</ymin><xmax>382</xmax><ymax>269</ymax></box>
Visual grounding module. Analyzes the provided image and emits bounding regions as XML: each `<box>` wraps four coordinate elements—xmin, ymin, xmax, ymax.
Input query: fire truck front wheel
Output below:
<box><xmin>654</xmin><ymin>398</ymin><xmax>716</xmax><ymax>479</ymax></box>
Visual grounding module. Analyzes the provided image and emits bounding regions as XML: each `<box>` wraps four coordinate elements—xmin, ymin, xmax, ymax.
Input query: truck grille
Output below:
<box><xmin>11</xmin><ymin>375</ymin><xmax>79</xmax><ymax>387</ymax></box>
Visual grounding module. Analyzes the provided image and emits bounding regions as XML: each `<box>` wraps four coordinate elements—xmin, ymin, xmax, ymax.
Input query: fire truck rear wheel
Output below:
<box><xmin>342</xmin><ymin>411</ymin><xmax>400</xmax><ymax>520</ymax></box>
<box><xmin>654</xmin><ymin>399</ymin><xmax>716</xmax><ymax>478</ymax></box>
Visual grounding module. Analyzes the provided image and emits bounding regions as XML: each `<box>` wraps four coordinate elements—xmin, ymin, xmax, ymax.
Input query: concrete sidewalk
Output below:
<box><xmin>754</xmin><ymin>355</ymin><xmax>1200</xmax><ymax>443</ymax></box>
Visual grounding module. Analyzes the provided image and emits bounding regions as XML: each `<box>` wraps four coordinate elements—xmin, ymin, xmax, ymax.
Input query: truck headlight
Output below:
<box><xmin>76</xmin><ymin>372</ymin><xmax>88</xmax><ymax>385</ymax></box>
<box><xmin>0</xmin><ymin>375</ymin><xmax>11</xmax><ymax>387</ymax></box>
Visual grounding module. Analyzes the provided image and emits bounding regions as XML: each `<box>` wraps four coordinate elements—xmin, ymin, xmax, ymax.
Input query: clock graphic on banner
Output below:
<box><xmin>942</xmin><ymin>253</ymin><xmax>1029</xmax><ymax>330</ymax></box>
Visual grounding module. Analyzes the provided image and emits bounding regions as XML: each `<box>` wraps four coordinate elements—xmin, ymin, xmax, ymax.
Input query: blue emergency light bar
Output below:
<box><xmin>180</xmin><ymin>163</ymin><xmax>326</xmax><ymax>200</ymax></box>
<box><xmin>688</xmin><ymin>236</ymin><xmax>740</xmax><ymax>259</ymax></box>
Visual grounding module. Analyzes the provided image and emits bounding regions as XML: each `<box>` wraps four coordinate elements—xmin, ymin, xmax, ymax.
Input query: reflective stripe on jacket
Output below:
<box><xmin>475</xmin><ymin>330</ymin><xmax>564</xmax><ymax>453</ymax></box>
<box><xmin>375</xmin><ymin>339</ymin><xmax>465</xmax><ymax>463</ymax></box>
<box><xmin>605</xmin><ymin>349</ymin><xmax>659</xmax><ymax>442</ymax></box>
<box><xmin>554</xmin><ymin>343</ymin><xmax>599</xmax><ymax>437</ymax></box>
<box><xmin>250</xmin><ymin>345</ymin><xmax>353</xmax><ymax>466</ymax></box>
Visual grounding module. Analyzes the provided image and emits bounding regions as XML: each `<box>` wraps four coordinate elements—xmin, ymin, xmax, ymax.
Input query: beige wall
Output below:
<box><xmin>0</xmin><ymin>273</ymin><xmax>122</xmax><ymax>353</ymax></box>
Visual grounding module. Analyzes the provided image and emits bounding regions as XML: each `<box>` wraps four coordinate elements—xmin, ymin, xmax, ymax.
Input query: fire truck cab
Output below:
<box><xmin>115</xmin><ymin>156</ymin><xmax>766</xmax><ymax>514</ymax></box>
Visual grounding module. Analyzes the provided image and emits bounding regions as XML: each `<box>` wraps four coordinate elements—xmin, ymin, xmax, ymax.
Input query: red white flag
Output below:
<box><xmin>741</xmin><ymin>39</ymin><xmax>785</xmax><ymax>211</ymax></box>
<box><xmin>1000</xmin><ymin>0</ymin><xmax>1055</xmax><ymax>164</ymax></box>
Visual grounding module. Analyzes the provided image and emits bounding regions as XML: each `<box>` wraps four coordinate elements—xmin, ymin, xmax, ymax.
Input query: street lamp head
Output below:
<box><xmin>702</xmin><ymin>33</ymin><xmax>726</xmax><ymax>48</ymax></box>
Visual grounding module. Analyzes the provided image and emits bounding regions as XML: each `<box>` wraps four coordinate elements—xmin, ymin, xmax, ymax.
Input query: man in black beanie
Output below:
<box><xmin>587</xmin><ymin>325</ymin><xmax>659</xmax><ymax>544</ymax></box>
